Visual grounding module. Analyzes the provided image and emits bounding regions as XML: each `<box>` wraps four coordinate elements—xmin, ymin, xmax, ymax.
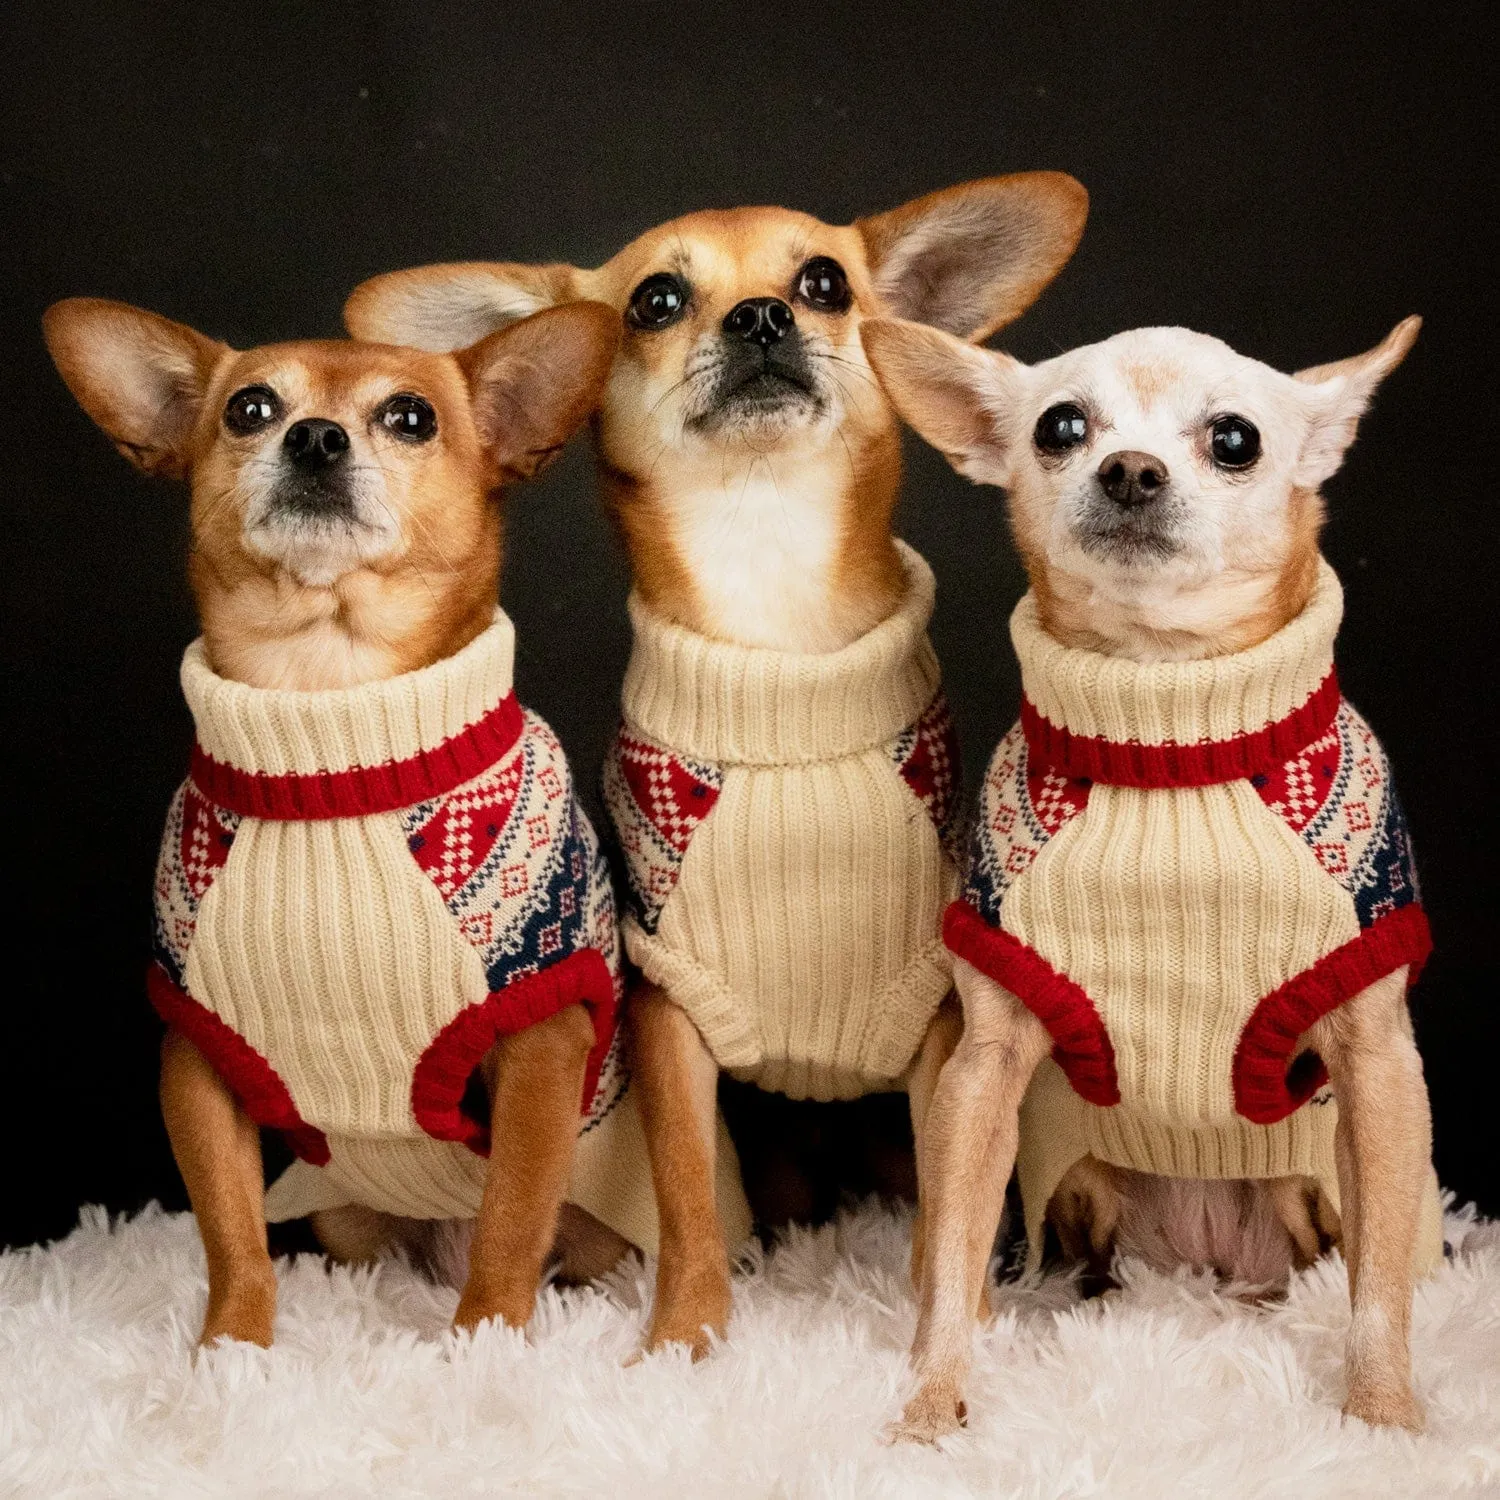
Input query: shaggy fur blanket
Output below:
<box><xmin>2</xmin><ymin>1201</ymin><xmax>1497</xmax><ymax>1497</ymax></box>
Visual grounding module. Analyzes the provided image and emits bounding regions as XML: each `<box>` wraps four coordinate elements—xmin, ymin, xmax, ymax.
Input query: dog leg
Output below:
<box><xmin>631</xmin><ymin>981</ymin><xmax>730</xmax><ymax>1358</ymax></box>
<box><xmin>1049</xmin><ymin>1156</ymin><xmax>1123</xmax><ymax>1291</ymax></box>
<box><xmin>1311</xmin><ymin>968</ymin><xmax>1430</xmax><ymax>1431</ymax></box>
<box><xmin>905</xmin><ymin>995</ymin><xmax>966</xmax><ymax>1303</ymax></box>
<box><xmin>1266</xmin><ymin>1175</ymin><xmax>1339</xmax><ymax>1269</ymax></box>
<box><xmin>554</xmin><ymin>1202</ymin><xmax>632</xmax><ymax>1285</ymax></box>
<box><xmin>892</xmin><ymin>960</ymin><xmax>1050</xmax><ymax>1443</ymax></box>
<box><xmin>159</xmin><ymin>1028</ymin><xmax>276</xmax><ymax>1348</ymax></box>
<box><xmin>453</xmin><ymin>1003</ymin><xmax>594</xmax><ymax>1332</ymax></box>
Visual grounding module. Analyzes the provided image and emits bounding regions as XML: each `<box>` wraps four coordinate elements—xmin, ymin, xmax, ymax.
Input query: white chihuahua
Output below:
<box><xmin>862</xmin><ymin>314</ymin><xmax>1440</xmax><ymax>1437</ymax></box>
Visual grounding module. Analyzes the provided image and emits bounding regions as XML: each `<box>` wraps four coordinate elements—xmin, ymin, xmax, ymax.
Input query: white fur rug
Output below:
<box><xmin>3</xmin><ymin>1202</ymin><xmax>1498</xmax><ymax>1498</ymax></box>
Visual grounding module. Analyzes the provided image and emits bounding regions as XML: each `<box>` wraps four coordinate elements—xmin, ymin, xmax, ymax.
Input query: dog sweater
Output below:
<box><xmin>945</xmin><ymin>559</ymin><xmax>1443</xmax><ymax>1272</ymax></box>
<box><xmin>603</xmin><ymin>542</ymin><xmax>961</xmax><ymax>1101</ymax></box>
<box><xmin>149</xmin><ymin>611</ymin><xmax>748</xmax><ymax>1255</ymax></box>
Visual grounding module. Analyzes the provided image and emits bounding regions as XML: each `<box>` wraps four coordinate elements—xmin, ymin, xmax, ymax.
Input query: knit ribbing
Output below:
<box><xmin>620</xmin><ymin>542</ymin><xmax>941</xmax><ymax>766</ymax></box>
<box><xmin>1011</xmin><ymin>560</ymin><xmax>1342</xmax><ymax>749</ymax></box>
<box><xmin>182</xmin><ymin>611</ymin><xmax>516</xmax><ymax>777</ymax></box>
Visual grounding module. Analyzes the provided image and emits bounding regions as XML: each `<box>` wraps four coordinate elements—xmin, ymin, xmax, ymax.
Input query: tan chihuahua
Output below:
<box><xmin>345</xmin><ymin>174</ymin><xmax>1089</xmax><ymax>1356</ymax></box>
<box><xmin>42</xmin><ymin>295</ymin><xmax>654</xmax><ymax>1347</ymax></box>
<box><xmin>863</xmin><ymin>313</ymin><xmax>1440</xmax><ymax>1437</ymax></box>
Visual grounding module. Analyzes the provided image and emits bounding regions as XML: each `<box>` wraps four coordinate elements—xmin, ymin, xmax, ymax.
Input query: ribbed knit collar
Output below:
<box><xmin>1013</xmin><ymin>559</ymin><xmax>1344</xmax><ymax>787</ymax></box>
<box><xmin>182</xmin><ymin>611</ymin><xmax>524</xmax><ymax>819</ymax></box>
<box><xmin>621</xmin><ymin>541</ymin><xmax>942</xmax><ymax>766</ymax></box>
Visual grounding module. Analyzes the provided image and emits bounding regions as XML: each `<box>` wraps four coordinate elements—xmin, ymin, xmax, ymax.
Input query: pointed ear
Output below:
<box><xmin>856</xmin><ymin>172</ymin><xmax>1088</xmax><ymax>342</ymax></box>
<box><xmin>344</xmin><ymin>262</ymin><xmax>585</xmax><ymax>352</ymax></box>
<box><xmin>1291</xmin><ymin>316</ymin><xmax>1421</xmax><ymax>487</ymax></box>
<box><xmin>42</xmin><ymin>298</ymin><xmax>226</xmax><ymax>479</ymax></box>
<box><xmin>861</xmin><ymin>317</ymin><xmax>1024</xmax><ymax>487</ymax></box>
<box><xmin>457</xmin><ymin>301</ymin><xmax>620</xmax><ymax>485</ymax></box>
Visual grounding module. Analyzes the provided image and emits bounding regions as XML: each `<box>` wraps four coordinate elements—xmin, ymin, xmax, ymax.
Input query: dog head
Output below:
<box><xmin>43</xmin><ymin>297</ymin><xmax>617</xmax><ymax>684</ymax></box>
<box><xmin>861</xmin><ymin>315</ymin><xmax>1420</xmax><ymax>659</ymax></box>
<box><xmin>345</xmin><ymin>176</ymin><xmax>1087</xmax><ymax>649</ymax></box>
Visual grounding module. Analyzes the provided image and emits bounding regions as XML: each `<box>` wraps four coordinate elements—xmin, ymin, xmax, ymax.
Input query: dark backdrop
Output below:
<box><xmin>3</xmin><ymin>1</ymin><xmax>1495</xmax><ymax>1248</ymax></box>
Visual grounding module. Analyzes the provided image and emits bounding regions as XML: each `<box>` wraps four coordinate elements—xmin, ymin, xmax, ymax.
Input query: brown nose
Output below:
<box><xmin>1097</xmin><ymin>450</ymin><xmax>1168</xmax><ymax>508</ymax></box>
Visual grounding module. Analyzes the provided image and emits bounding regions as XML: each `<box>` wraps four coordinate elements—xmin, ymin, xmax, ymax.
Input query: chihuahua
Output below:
<box><xmin>41</xmin><ymin>295</ymin><xmax>680</xmax><ymax>1347</ymax></box>
<box><xmin>344</xmin><ymin>174</ymin><xmax>1088</xmax><ymax>1355</ymax></box>
<box><xmin>863</xmin><ymin>312</ymin><xmax>1440</xmax><ymax>1436</ymax></box>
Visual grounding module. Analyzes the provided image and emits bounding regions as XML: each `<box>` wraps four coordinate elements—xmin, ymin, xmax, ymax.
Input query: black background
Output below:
<box><xmin>2</xmin><ymin>1</ymin><xmax>1495</xmax><ymax>1249</ymax></box>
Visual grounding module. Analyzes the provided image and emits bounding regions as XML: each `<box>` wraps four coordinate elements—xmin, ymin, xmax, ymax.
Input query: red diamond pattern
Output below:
<box><xmin>407</xmin><ymin>757</ymin><xmax>524</xmax><ymax>899</ymax></box>
<box><xmin>616</xmin><ymin>732</ymin><xmax>721</xmax><ymax>854</ymax></box>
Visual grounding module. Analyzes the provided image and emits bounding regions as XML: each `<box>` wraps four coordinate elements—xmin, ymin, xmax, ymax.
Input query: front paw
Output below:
<box><xmin>453</xmin><ymin>1278</ymin><xmax>534</xmax><ymax>1333</ymax></box>
<box><xmin>644</xmin><ymin>1261</ymin><xmax>731</xmax><ymax>1360</ymax></box>
<box><xmin>1343</xmin><ymin>1382</ymin><xmax>1424</xmax><ymax>1433</ymax></box>
<box><xmin>887</xmin><ymin>1381</ymin><xmax>968</xmax><ymax>1444</ymax></box>
<box><xmin>200</xmin><ymin>1273</ymin><xmax>276</xmax><ymax>1349</ymax></box>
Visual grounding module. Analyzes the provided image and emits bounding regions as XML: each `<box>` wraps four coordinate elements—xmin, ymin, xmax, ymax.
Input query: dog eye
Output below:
<box><xmin>1034</xmin><ymin>403</ymin><xmax>1089</xmax><ymax>453</ymax></box>
<box><xmin>224</xmin><ymin>385</ymin><xmax>280</xmax><ymax>435</ymax></box>
<box><xmin>795</xmin><ymin>257</ymin><xmax>851</xmax><ymax>313</ymax></box>
<box><xmin>627</xmin><ymin>274</ymin><xmax>688</xmax><ymax>330</ymax></box>
<box><xmin>1210</xmin><ymin>416</ymin><xmax>1260</xmax><ymax>468</ymax></box>
<box><xmin>379</xmin><ymin>394</ymin><xmax>437</xmax><ymax>443</ymax></box>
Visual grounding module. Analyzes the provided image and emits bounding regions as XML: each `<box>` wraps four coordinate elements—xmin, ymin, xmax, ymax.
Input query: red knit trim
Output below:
<box><xmin>1021</xmin><ymin>670</ymin><xmax>1341</xmax><ymax>788</ymax></box>
<box><xmin>943</xmin><ymin>901</ymin><xmax>1120</xmax><ymax>1107</ymax></box>
<box><xmin>1232</xmin><ymin>903</ymin><xmax>1432</xmax><ymax>1125</ymax></box>
<box><xmin>146</xmin><ymin>963</ymin><xmax>330</xmax><ymax>1165</ymax></box>
<box><xmin>189</xmin><ymin>692</ymin><xmax>525</xmax><ymax>821</ymax></box>
<box><xmin>411</xmin><ymin>948</ymin><xmax>617</xmax><ymax>1155</ymax></box>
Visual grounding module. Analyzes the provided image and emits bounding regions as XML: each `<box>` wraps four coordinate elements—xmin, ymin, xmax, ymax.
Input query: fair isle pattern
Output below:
<box><xmin>404</xmin><ymin>713</ymin><xmax>620</xmax><ymax>1003</ymax></box>
<box><xmin>887</xmin><ymin>691</ymin><xmax>963</xmax><ymax>857</ymax></box>
<box><xmin>603</xmin><ymin>725</ymin><xmax>724</xmax><ymax>936</ymax></box>
<box><xmin>962</xmin><ymin>722</ymin><xmax>1091</xmax><ymax>927</ymax></box>
<box><xmin>151</xmin><ymin>781</ymin><xmax>240</xmax><ymax>986</ymax></box>
<box><xmin>1254</xmin><ymin>699</ymin><xmax>1421</xmax><ymax>928</ymax></box>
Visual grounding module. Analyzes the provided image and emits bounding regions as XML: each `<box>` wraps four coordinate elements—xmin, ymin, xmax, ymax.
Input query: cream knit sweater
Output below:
<box><xmin>604</xmin><ymin>543</ymin><xmax>961</xmax><ymax>1101</ymax></box>
<box><xmin>150</xmin><ymin>611</ymin><xmax>750</xmax><ymax>1255</ymax></box>
<box><xmin>946</xmin><ymin>560</ymin><xmax>1442</xmax><ymax>1272</ymax></box>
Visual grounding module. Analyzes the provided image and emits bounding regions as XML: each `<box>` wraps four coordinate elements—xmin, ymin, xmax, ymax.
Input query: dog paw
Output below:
<box><xmin>200</xmin><ymin>1280</ymin><xmax>276</xmax><ymax>1349</ymax></box>
<box><xmin>643</xmin><ymin>1263</ymin><xmax>731</xmax><ymax>1360</ymax></box>
<box><xmin>453</xmin><ymin>1281</ymin><xmax>533</xmax><ymax>1334</ymax></box>
<box><xmin>887</xmin><ymin>1384</ymin><xmax>967</xmax><ymax>1444</ymax></box>
<box><xmin>1343</xmin><ymin>1383</ymin><xmax>1425</xmax><ymax>1433</ymax></box>
<box><xmin>642</xmin><ymin>1308</ymin><xmax>724</xmax><ymax>1361</ymax></box>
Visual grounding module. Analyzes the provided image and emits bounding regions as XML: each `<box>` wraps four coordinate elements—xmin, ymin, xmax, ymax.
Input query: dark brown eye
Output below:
<box><xmin>224</xmin><ymin>385</ymin><xmax>280</xmax><ymax>434</ymax></box>
<box><xmin>1210</xmin><ymin>415</ymin><xmax>1260</xmax><ymax>468</ymax></box>
<box><xmin>1035</xmin><ymin>402</ymin><xmax>1088</xmax><ymax>453</ymax></box>
<box><xmin>795</xmin><ymin>256</ymin><xmax>851</xmax><ymax>313</ymax></box>
<box><xmin>627</xmin><ymin>273</ymin><xmax>689</xmax><ymax>330</ymax></box>
<box><xmin>379</xmin><ymin>393</ymin><xmax>437</xmax><ymax>442</ymax></box>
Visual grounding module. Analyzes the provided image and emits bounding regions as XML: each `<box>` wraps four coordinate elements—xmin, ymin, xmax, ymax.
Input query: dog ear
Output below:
<box><xmin>1291</xmin><ymin>316</ymin><xmax>1421</xmax><ymax>487</ymax></box>
<box><xmin>856</xmin><ymin>173</ymin><xmax>1087</xmax><ymax>342</ymax></box>
<box><xmin>345</xmin><ymin>262</ymin><xmax>585</xmax><ymax>352</ymax></box>
<box><xmin>457</xmin><ymin>301</ymin><xmax>620</xmax><ymax>484</ymax></box>
<box><xmin>42</xmin><ymin>299</ymin><xmax>227</xmax><ymax>480</ymax></box>
<box><xmin>861</xmin><ymin>317</ymin><xmax>1024</xmax><ymax>486</ymax></box>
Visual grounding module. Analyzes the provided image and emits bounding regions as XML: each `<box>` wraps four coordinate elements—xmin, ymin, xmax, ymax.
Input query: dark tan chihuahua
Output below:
<box><xmin>43</xmin><ymin>296</ymin><xmax>634</xmax><ymax>1347</ymax></box>
<box><xmin>344</xmin><ymin>175</ymin><xmax>1089</xmax><ymax>1357</ymax></box>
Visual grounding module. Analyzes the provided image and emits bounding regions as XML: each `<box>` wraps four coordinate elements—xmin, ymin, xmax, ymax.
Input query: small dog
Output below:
<box><xmin>41</xmin><ymin>295</ymin><xmax>690</xmax><ymax>1347</ymax></box>
<box><xmin>862</xmin><ymin>312</ymin><xmax>1441</xmax><ymax>1436</ymax></box>
<box><xmin>345</xmin><ymin>175</ymin><xmax>1089</xmax><ymax>1355</ymax></box>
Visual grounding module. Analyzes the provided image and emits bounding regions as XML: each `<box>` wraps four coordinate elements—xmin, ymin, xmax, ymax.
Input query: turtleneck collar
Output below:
<box><xmin>620</xmin><ymin>541</ymin><xmax>942</xmax><ymax>766</ymax></box>
<box><xmin>182</xmin><ymin>610</ymin><xmax>523</xmax><ymax>818</ymax></box>
<box><xmin>1012</xmin><ymin>558</ymin><xmax>1344</xmax><ymax>788</ymax></box>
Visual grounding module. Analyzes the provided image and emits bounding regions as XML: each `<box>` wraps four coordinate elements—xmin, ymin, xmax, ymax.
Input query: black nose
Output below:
<box><xmin>723</xmin><ymin>297</ymin><xmax>795</xmax><ymax>347</ymax></box>
<box><xmin>1097</xmin><ymin>450</ymin><xmax>1168</xmax><ymax>508</ymax></box>
<box><xmin>283</xmin><ymin>418</ymin><xmax>350</xmax><ymax>469</ymax></box>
